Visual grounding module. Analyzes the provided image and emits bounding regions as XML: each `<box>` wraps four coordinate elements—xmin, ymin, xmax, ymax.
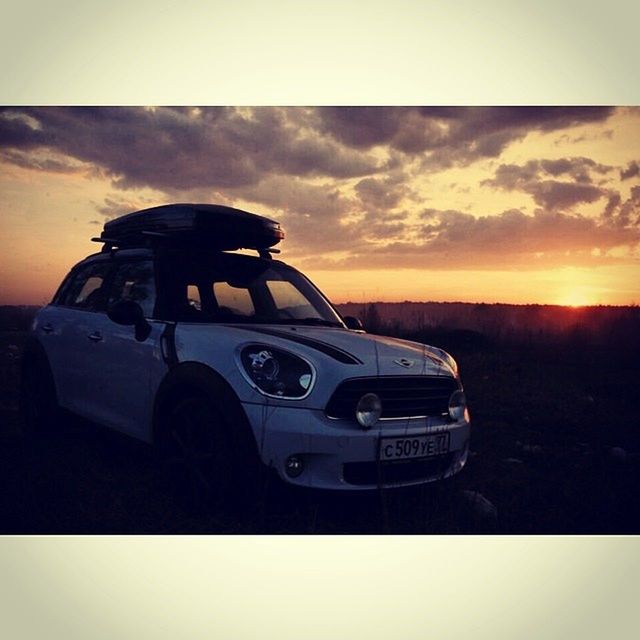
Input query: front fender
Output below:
<box><xmin>151</xmin><ymin>361</ymin><xmax>258</xmax><ymax>459</ymax></box>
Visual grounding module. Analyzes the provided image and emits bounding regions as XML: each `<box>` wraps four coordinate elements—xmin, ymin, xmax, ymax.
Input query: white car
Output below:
<box><xmin>21</xmin><ymin>204</ymin><xmax>470</xmax><ymax>498</ymax></box>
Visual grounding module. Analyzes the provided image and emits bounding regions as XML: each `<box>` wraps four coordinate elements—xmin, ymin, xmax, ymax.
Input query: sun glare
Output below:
<box><xmin>559</xmin><ymin>289</ymin><xmax>594</xmax><ymax>308</ymax></box>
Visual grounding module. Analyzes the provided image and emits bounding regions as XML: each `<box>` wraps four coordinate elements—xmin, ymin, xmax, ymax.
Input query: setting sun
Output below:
<box><xmin>558</xmin><ymin>288</ymin><xmax>596</xmax><ymax>308</ymax></box>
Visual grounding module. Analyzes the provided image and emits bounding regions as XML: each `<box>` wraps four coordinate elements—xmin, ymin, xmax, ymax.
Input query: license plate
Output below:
<box><xmin>379</xmin><ymin>433</ymin><xmax>450</xmax><ymax>461</ymax></box>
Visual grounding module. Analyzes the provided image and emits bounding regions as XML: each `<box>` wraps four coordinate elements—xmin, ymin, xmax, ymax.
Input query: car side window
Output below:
<box><xmin>213</xmin><ymin>281</ymin><xmax>255</xmax><ymax>316</ymax></box>
<box><xmin>60</xmin><ymin>262</ymin><xmax>112</xmax><ymax>311</ymax></box>
<box><xmin>108</xmin><ymin>260</ymin><xmax>156</xmax><ymax>317</ymax></box>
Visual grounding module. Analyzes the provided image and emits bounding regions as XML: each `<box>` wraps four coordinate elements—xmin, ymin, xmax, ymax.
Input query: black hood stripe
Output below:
<box><xmin>244</xmin><ymin>327</ymin><xmax>363</xmax><ymax>365</ymax></box>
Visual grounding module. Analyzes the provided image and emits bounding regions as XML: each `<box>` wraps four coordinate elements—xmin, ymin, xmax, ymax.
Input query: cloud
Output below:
<box><xmin>95</xmin><ymin>195</ymin><xmax>152</xmax><ymax>221</ymax></box>
<box><xmin>616</xmin><ymin>186</ymin><xmax>640</xmax><ymax>227</ymax></box>
<box><xmin>485</xmin><ymin>157</ymin><xmax>612</xmax><ymax>189</ymax></box>
<box><xmin>443</xmin><ymin>106</ymin><xmax>613</xmax><ymax>136</ymax></box>
<box><xmin>354</xmin><ymin>174</ymin><xmax>411</xmax><ymax>211</ymax></box>
<box><xmin>0</xmin><ymin>106</ymin><xmax>619</xmax><ymax>199</ymax></box>
<box><xmin>229</xmin><ymin>175</ymin><xmax>363</xmax><ymax>254</ymax></box>
<box><xmin>316</xmin><ymin>107</ymin><xmax>405</xmax><ymax>148</ymax></box>
<box><xmin>0</xmin><ymin>110</ymin><xmax>50</xmax><ymax>148</ymax></box>
<box><xmin>318</xmin><ymin>107</ymin><xmax>614</xmax><ymax>166</ymax></box>
<box><xmin>229</xmin><ymin>171</ymin><xmax>417</xmax><ymax>259</ymax></box>
<box><xmin>538</xmin><ymin>157</ymin><xmax>611</xmax><ymax>183</ymax></box>
<box><xmin>1</xmin><ymin>106</ymin><xmax>635</xmax><ymax>276</ymax></box>
<box><xmin>621</xmin><ymin>161</ymin><xmax>640</xmax><ymax>181</ymax></box>
<box><xmin>483</xmin><ymin>157</ymin><xmax>615</xmax><ymax>210</ymax></box>
<box><xmin>298</xmin><ymin>207</ymin><xmax>640</xmax><ymax>271</ymax></box>
<box><xmin>0</xmin><ymin>107</ymin><xmax>385</xmax><ymax>193</ymax></box>
<box><xmin>0</xmin><ymin>149</ymin><xmax>81</xmax><ymax>174</ymax></box>
<box><xmin>603</xmin><ymin>193</ymin><xmax>622</xmax><ymax>219</ymax></box>
<box><xmin>526</xmin><ymin>181</ymin><xmax>606</xmax><ymax>210</ymax></box>
<box><xmin>419</xmin><ymin>208</ymin><xmax>632</xmax><ymax>254</ymax></box>
<box><xmin>235</xmin><ymin>175</ymin><xmax>353</xmax><ymax>219</ymax></box>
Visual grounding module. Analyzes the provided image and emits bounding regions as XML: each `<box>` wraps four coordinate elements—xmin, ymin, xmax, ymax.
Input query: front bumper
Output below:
<box><xmin>242</xmin><ymin>402</ymin><xmax>471</xmax><ymax>490</ymax></box>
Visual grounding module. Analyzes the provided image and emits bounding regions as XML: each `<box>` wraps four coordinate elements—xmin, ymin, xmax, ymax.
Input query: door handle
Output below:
<box><xmin>42</xmin><ymin>323</ymin><xmax>54</xmax><ymax>334</ymax></box>
<box><xmin>87</xmin><ymin>332</ymin><xmax>103</xmax><ymax>342</ymax></box>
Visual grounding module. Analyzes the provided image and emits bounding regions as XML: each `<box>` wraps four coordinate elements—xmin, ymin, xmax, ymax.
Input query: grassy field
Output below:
<box><xmin>1</xmin><ymin>326</ymin><xmax>639</xmax><ymax>534</ymax></box>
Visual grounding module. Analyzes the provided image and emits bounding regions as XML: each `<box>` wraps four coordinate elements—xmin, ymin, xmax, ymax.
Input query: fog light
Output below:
<box><xmin>448</xmin><ymin>390</ymin><xmax>469</xmax><ymax>422</ymax></box>
<box><xmin>285</xmin><ymin>455</ymin><xmax>304</xmax><ymax>478</ymax></box>
<box><xmin>355</xmin><ymin>393</ymin><xmax>382</xmax><ymax>429</ymax></box>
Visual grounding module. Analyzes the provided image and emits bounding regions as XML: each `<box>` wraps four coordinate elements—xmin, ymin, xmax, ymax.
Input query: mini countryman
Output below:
<box><xmin>21</xmin><ymin>204</ymin><xmax>470</xmax><ymax>497</ymax></box>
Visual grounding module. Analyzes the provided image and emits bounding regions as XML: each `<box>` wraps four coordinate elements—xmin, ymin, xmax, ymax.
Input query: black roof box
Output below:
<box><xmin>100</xmin><ymin>203</ymin><xmax>284</xmax><ymax>251</ymax></box>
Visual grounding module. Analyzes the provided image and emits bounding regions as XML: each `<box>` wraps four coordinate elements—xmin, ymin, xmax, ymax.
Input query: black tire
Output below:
<box><xmin>19</xmin><ymin>355</ymin><xmax>61</xmax><ymax>437</ymax></box>
<box><xmin>159</xmin><ymin>395</ymin><xmax>246</xmax><ymax>510</ymax></box>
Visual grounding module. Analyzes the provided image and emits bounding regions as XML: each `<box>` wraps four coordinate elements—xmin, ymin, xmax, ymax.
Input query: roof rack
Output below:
<box><xmin>93</xmin><ymin>203</ymin><xmax>285</xmax><ymax>257</ymax></box>
<box><xmin>91</xmin><ymin>235</ymin><xmax>282</xmax><ymax>259</ymax></box>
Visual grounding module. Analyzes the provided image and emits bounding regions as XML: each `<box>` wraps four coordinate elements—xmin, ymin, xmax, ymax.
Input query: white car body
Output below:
<box><xmin>26</xmin><ymin>208</ymin><xmax>471</xmax><ymax>491</ymax></box>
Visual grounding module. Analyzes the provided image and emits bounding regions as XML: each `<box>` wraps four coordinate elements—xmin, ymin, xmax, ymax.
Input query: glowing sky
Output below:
<box><xmin>1</xmin><ymin>106</ymin><xmax>639</xmax><ymax>306</ymax></box>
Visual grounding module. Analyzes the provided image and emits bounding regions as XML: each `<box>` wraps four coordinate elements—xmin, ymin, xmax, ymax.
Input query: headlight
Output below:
<box><xmin>239</xmin><ymin>344</ymin><xmax>315</xmax><ymax>399</ymax></box>
<box><xmin>355</xmin><ymin>393</ymin><xmax>382</xmax><ymax>429</ymax></box>
<box><xmin>448</xmin><ymin>390</ymin><xmax>469</xmax><ymax>422</ymax></box>
<box><xmin>426</xmin><ymin>345</ymin><xmax>459</xmax><ymax>377</ymax></box>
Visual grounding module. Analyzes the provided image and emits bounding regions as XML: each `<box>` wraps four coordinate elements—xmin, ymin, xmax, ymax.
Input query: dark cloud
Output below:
<box><xmin>603</xmin><ymin>193</ymin><xmax>622</xmax><ymax>218</ymax></box>
<box><xmin>0</xmin><ymin>107</ymin><xmax>619</xmax><ymax>198</ymax></box>
<box><xmin>483</xmin><ymin>158</ymin><xmax>615</xmax><ymax>210</ymax></box>
<box><xmin>354</xmin><ymin>175</ymin><xmax>410</xmax><ymax>211</ymax></box>
<box><xmin>316</xmin><ymin>107</ymin><xmax>404</xmax><ymax>149</ymax></box>
<box><xmin>539</xmin><ymin>157</ymin><xmax>611</xmax><ymax>183</ymax></box>
<box><xmin>446</xmin><ymin>106</ymin><xmax>613</xmax><ymax>136</ymax></box>
<box><xmin>1</xmin><ymin>106</ymin><xmax>636</xmax><ymax>274</ymax></box>
<box><xmin>485</xmin><ymin>157</ymin><xmax>612</xmax><ymax>190</ymax></box>
<box><xmin>318</xmin><ymin>107</ymin><xmax>615</xmax><ymax>167</ymax></box>
<box><xmin>616</xmin><ymin>186</ymin><xmax>640</xmax><ymax>227</ymax></box>
<box><xmin>0</xmin><ymin>107</ymin><xmax>384</xmax><ymax>193</ymax></box>
<box><xmin>621</xmin><ymin>161</ymin><xmax>640</xmax><ymax>181</ymax></box>
<box><xmin>527</xmin><ymin>181</ymin><xmax>605</xmax><ymax>210</ymax></box>
<box><xmin>0</xmin><ymin>110</ymin><xmax>51</xmax><ymax>148</ymax></box>
<box><xmin>482</xmin><ymin>161</ymin><xmax>540</xmax><ymax>190</ymax></box>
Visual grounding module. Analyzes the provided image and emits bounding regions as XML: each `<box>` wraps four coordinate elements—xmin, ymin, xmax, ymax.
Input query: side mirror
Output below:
<box><xmin>107</xmin><ymin>300</ymin><xmax>151</xmax><ymax>341</ymax></box>
<box><xmin>108</xmin><ymin>299</ymin><xmax>144</xmax><ymax>325</ymax></box>
<box><xmin>343</xmin><ymin>315</ymin><xmax>364</xmax><ymax>331</ymax></box>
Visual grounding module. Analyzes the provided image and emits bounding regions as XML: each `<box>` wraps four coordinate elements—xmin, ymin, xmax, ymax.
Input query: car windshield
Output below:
<box><xmin>162</xmin><ymin>252</ymin><xmax>344</xmax><ymax>326</ymax></box>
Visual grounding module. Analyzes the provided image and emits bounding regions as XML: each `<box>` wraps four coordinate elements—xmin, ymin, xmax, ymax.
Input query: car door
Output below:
<box><xmin>40</xmin><ymin>259</ymin><xmax>114</xmax><ymax>414</ymax></box>
<box><xmin>85</xmin><ymin>257</ymin><xmax>166</xmax><ymax>440</ymax></box>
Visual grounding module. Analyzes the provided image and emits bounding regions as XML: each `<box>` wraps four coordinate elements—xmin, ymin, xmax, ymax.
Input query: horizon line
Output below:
<box><xmin>2</xmin><ymin>300</ymin><xmax>638</xmax><ymax>310</ymax></box>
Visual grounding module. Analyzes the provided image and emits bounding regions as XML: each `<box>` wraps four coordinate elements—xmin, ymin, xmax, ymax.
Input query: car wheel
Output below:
<box><xmin>19</xmin><ymin>356</ymin><xmax>60</xmax><ymax>437</ymax></box>
<box><xmin>160</xmin><ymin>395</ymin><xmax>238</xmax><ymax>510</ymax></box>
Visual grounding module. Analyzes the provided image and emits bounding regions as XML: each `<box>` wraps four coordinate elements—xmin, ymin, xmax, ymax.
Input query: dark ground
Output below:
<box><xmin>1</xmin><ymin>326</ymin><xmax>640</xmax><ymax>534</ymax></box>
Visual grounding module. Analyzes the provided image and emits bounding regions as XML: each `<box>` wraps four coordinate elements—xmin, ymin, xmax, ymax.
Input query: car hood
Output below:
<box><xmin>228</xmin><ymin>324</ymin><xmax>457</xmax><ymax>378</ymax></box>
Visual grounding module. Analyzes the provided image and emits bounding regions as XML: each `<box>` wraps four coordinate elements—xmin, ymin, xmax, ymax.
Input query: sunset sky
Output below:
<box><xmin>1</xmin><ymin>106</ymin><xmax>639</xmax><ymax>306</ymax></box>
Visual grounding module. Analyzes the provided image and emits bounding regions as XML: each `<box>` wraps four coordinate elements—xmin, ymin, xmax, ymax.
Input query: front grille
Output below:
<box><xmin>325</xmin><ymin>375</ymin><xmax>458</xmax><ymax>420</ymax></box>
<box><xmin>343</xmin><ymin>453</ymin><xmax>455</xmax><ymax>486</ymax></box>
